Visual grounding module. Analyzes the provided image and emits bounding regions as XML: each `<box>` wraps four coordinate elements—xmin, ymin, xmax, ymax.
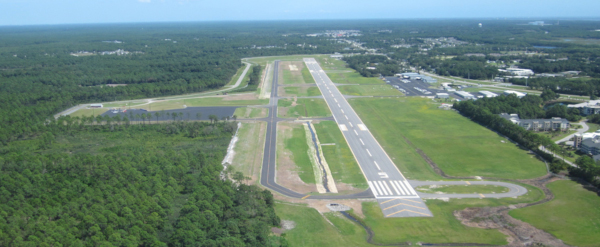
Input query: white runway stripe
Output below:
<box><xmin>397</xmin><ymin>180</ymin><xmax>409</xmax><ymax>195</ymax></box>
<box><xmin>382</xmin><ymin>181</ymin><xmax>393</xmax><ymax>196</ymax></box>
<box><xmin>368</xmin><ymin>181</ymin><xmax>378</xmax><ymax>197</ymax></box>
<box><xmin>393</xmin><ymin>180</ymin><xmax>406</xmax><ymax>195</ymax></box>
<box><xmin>377</xmin><ymin>181</ymin><xmax>389</xmax><ymax>195</ymax></box>
<box><xmin>372</xmin><ymin>181</ymin><xmax>384</xmax><ymax>195</ymax></box>
<box><xmin>389</xmin><ymin>180</ymin><xmax>401</xmax><ymax>195</ymax></box>
<box><xmin>403</xmin><ymin>181</ymin><xmax>417</xmax><ymax>195</ymax></box>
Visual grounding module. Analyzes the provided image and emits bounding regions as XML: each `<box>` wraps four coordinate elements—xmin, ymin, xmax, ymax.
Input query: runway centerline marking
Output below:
<box><xmin>359</xmin><ymin>138</ymin><xmax>365</xmax><ymax>145</ymax></box>
<box><xmin>354</xmin><ymin>130</ymin><xmax>359</xmax><ymax>135</ymax></box>
<box><xmin>366</xmin><ymin>149</ymin><xmax>372</xmax><ymax>157</ymax></box>
<box><xmin>374</xmin><ymin>161</ymin><xmax>381</xmax><ymax>170</ymax></box>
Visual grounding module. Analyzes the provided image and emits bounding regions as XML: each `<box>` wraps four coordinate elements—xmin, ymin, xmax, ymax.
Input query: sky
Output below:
<box><xmin>1</xmin><ymin>0</ymin><xmax>599</xmax><ymax>26</ymax></box>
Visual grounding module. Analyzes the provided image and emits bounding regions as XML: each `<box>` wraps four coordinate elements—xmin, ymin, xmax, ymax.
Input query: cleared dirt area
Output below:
<box><xmin>455</xmin><ymin>176</ymin><xmax>570</xmax><ymax>247</ymax></box>
<box><xmin>276</xmin><ymin>122</ymin><xmax>318</xmax><ymax>194</ymax></box>
<box><xmin>273</xmin><ymin>195</ymin><xmax>373</xmax><ymax>219</ymax></box>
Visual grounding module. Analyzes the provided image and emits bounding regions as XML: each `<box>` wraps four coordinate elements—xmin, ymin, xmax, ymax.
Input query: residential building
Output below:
<box><xmin>567</xmin><ymin>100</ymin><xmax>600</xmax><ymax>115</ymax></box>
<box><xmin>499</xmin><ymin>113</ymin><xmax>570</xmax><ymax>131</ymax></box>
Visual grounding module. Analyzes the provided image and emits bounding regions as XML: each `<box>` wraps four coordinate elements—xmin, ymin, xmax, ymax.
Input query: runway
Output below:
<box><xmin>257</xmin><ymin>59</ymin><xmax>528</xmax><ymax>217</ymax></box>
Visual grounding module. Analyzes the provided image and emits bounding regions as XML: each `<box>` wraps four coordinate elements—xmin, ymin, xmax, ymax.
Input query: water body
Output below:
<box><xmin>305</xmin><ymin>122</ymin><xmax>331</xmax><ymax>193</ymax></box>
<box><xmin>533</xmin><ymin>46</ymin><xmax>557</xmax><ymax>49</ymax></box>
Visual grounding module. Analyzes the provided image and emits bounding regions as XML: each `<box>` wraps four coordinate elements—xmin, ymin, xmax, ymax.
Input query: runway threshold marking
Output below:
<box><xmin>301</xmin><ymin>195</ymin><xmax>311</xmax><ymax>199</ymax></box>
<box><xmin>386</xmin><ymin>209</ymin><xmax>431</xmax><ymax>217</ymax></box>
<box><xmin>380</xmin><ymin>198</ymin><xmax>398</xmax><ymax>204</ymax></box>
<box><xmin>383</xmin><ymin>202</ymin><xmax>426</xmax><ymax>211</ymax></box>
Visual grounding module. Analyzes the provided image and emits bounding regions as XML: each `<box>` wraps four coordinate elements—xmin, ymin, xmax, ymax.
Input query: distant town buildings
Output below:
<box><xmin>503</xmin><ymin>90</ymin><xmax>527</xmax><ymax>98</ymax></box>
<box><xmin>567</xmin><ymin>100</ymin><xmax>600</xmax><ymax>115</ymax></box>
<box><xmin>499</xmin><ymin>113</ymin><xmax>569</xmax><ymax>131</ymax></box>
<box><xmin>528</xmin><ymin>21</ymin><xmax>545</xmax><ymax>26</ymax></box>
<box><xmin>499</xmin><ymin>68</ymin><xmax>535</xmax><ymax>76</ymax></box>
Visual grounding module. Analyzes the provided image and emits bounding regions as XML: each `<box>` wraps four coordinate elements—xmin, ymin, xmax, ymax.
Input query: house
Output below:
<box><xmin>499</xmin><ymin>113</ymin><xmax>569</xmax><ymax>131</ymax></box>
<box><xmin>90</xmin><ymin>104</ymin><xmax>103</xmax><ymax>108</ymax></box>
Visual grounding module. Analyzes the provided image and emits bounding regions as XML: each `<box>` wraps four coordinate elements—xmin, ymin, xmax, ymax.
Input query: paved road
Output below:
<box><xmin>304</xmin><ymin>58</ymin><xmax>419</xmax><ymax>199</ymax></box>
<box><xmin>410</xmin><ymin>180</ymin><xmax>528</xmax><ymax>198</ymax></box>
<box><xmin>555</xmin><ymin>120</ymin><xmax>589</xmax><ymax>144</ymax></box>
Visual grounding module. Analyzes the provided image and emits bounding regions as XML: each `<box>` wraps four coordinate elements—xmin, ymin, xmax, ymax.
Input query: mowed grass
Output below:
<box><xmin>349</xmin><ymin>98</ymin><xmax>547</xmax><ymax>179</ymax></box>
<box><xmin>301</xmin><ymin>65</ymin><xmax>316</xmax><ymax>84</ymax></box>
<box><xmin>281</xmin><ymin>86</ymin><xmax>321</xmax><ymax>97</ymax></box>
<box><xmin>133</xmin><ymin>96</ymin><xmax>268</xmax><ymax>111</ymax></box>
<box><xmin>338</xmin><ymin>84</ymin><xmax>404</xmax><ymax>96</ymax></box>
<box><xmin>233</xmin><ymin>107</ymin><xmax>268</xmax><ymax>119</ymax></box>
<box><xmin>362</xmin><ymin>183</ymin><xmax>544</xmax><ymax>245</ymax></box>
<box><xmin>278</xmin><ymin>98</ymin><xmax>331</xmax><ymax>118</ymax></box>
<box><xmin>275</xmin><ymin>203</ymin><xmax>370</xmax><ymax>247</ymax></box>
<box><xmin>231</xmin><ymin>122</ymin><xmax>267</xmax><ymax>183</ymax></box>
<box><xmin>281</xmin><ymin>61</ymin><xmax>312</xmax><ymax>85</ymax></box>
<box><xmin>509</xmin><ymin>180</ymin><xmax>600</xmax><ymax>246</ymax></box>
<box><xmin>314</xmin><ymin>121</ymin><xmax>368</xmax><ymax>189</ymax></box>
<box><xmin>281</xmin><ymin>123</ymin><xmax>315</xmax><ymax>184</ymax></box>
<box><xmin>69</xmin><ymin>108</ymin><xmax>109</xmax><ymax>117</ymax></box>
<box><xmin>315</xmin><ymin>56</ymin><xmax>347</xmax><ymax>70</ymax></box>
<box><xmin>328</xmin><ymin>71</ymin><xmax>384</xmax><ymax>85</ymax></box>
<box><xmin>416</xmin><ymin>185</ymin><xmax>509</xmax><ymax>194</ymax></box>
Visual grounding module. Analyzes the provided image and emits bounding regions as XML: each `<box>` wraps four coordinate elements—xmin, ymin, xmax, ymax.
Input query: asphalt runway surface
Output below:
<box><xmin>100</xmin><ymin>106</ymin><xmax>238</xmax><ymax>121</ymax></box>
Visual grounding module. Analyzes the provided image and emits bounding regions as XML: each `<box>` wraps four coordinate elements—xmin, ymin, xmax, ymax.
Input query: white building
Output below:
<box><xmin>504</xmin><ymin>68</ymin><xmax>535</xmax><ymax>76</ymax></box>
<box><xmin>455</xmin><ymin>91</ymin><xmax>475</xmax><ymax>100</ymax></box>
<box><xmin>567</xmin><ymin>100</ymin><xmax>600</xmax><ymax>115</ymax></box>
<box><xmin>436</xmin><ymin>93</ymin><xmax>449</xmax><ymax>99</ymax></box>
<box><xmin>479</xmin><ymin>91</ymin><xmax>498</xmax><ymax>98</ymax></box>
<box><xmin>90</xmin><ymin>104</ymin><xmax>103</xmax><ymax>108</ymax></box>
<box><xmin>504</xmin><ymin>90</ymin><xmax>527</xmax><ymax>98</ymax></box>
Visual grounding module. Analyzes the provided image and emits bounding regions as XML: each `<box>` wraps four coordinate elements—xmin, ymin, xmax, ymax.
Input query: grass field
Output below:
<box><xmin>69</xmin><ymin>108</ymin><xmax>109</xmax><ymax>117</ymax></box>
<box><xmin>328</xmin><ymin>71</ymin><xmax>384</xmax><ymax>85</ymax></box>
<box><xmin>313</xmin><ymin>121</ymin><xmax>368</xmax><ymax>189</ymax></box>
<box><xmin>416</xmin><ymin>185</ymin><xmax>509</xmax><ymax>194</ymax></box>
<box><xmin>349</xmin><ymin>97</ymin><xmax>547</xmax><ymax>180</ymax></box>
<box><xmin>275</xmin><ymin>203</ymin><xmax>370</xmax><ymax>247</ymax></box>
<box><xmin>314</xmin><ymin>56</ymin><xmax>347</xmax><ymax>70</ymax></box>
<box><xmin>233</xmin><ymin>107</ymin><xmax>268</xmax><ymax>119</ymax></box>
<box><xmin>280</xmin><ymin>123</ymin><xmax>315</xmax><ymax>184</ymax></box>
<box><xmin>139</xmin><ymin>96</ymin><xmax>268</xmax><ymax>111</ymax></box>
<box><xmin>281</xmin><ymin>86</ymin><xmax>321</xmax><ymax>97</ymax></box>
<box><xmin>278</xmin><ymin>98</ymin><xmax>331</xmax><ymax>118</ymax></box>
<box><xmin>338</xmin><ymin>84</ymin><xmax>404</xmax><ymax>96</ymax></box>
<box><xmin>509</xmin><ymin>180</ymin><xmax>600</xmax><ymax>246</ymax></box>
<box><xmin>301</xmin><ymin>65</ymin><xmax>316</xmax><ymax>84</ymax></box>
<box><xmin>362</xmin><ymin>183</ymin><xmax>544</xmax><ymax>245</ymax></box>
<box><xmin>231</xmin><ymin>122</ymin><xmax>267</xmax><ymax>183</ymax></box>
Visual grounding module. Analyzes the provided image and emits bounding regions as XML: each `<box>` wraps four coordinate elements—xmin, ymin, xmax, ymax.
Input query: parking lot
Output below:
<box><xmin>384</xmin><ymin>76</ymin><xmax>486</xmax><ymax>100</ymax></box>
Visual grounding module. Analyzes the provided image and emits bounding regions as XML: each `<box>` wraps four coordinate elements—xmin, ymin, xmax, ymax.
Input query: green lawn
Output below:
<box><xmin>314</xmin><ymin>56</ymin><xmax>348</xmax><ymax>70</ymax></box>
<box><xmin>278</xmin><ymin>98</ymin><xmax>332</xmax><ymax>118</ymax></box>
<box><xmin>328</xmin><ymin>71</ymin><xmax>384</xmax><ymax>84</ymax></box>
<box><xmin>362</xmin><ymin>183</ymin><xmax>544</xmax><ymax>245</ymax></box>
<box><xmin>69</xmin><ymin>108</ymin><xmax>109</xmax><ymax>118</ymax></box>
<box><xmin>282</xmin><ymin>86</ymin><xmax>321</xmax><ymax>97</ymax></box>
<box><xmin>233</xmin><ymin>107</ymin><xmax>268</xmax><ymax>119</ymax></box>
<box><xmin>349</xmin><ymin>98</ymin><xmax>547</xmax><ymax>180</ymax></box>
<box><xmin>282</xmin><ymin>69</ymin><xmax>305</xmax><ymax>85</ymax></box>
<box><xmin>509</xmin><ymin>180</ymin><xmax>600</xmax><ymax>246</ymax></box>
<box><xmin>231</xmin><ymin>122</ymin><xmax>267</xmax><ymax>183</ymax></box>
<box><xmin>301</xmin><ymin>65</ymin><xmax>316</xmax><ymax>84</ymax></box>
<box><xmin>144</xmin><ymin>96</ymin><xmax>268</xmax><ymax>110</ymax></box>
<box><xmin>416</xmin><ymin>185</ymin><xmax>509</xmax><ymax>194</ymax></box>
<box><xmin>338</xmin><ymin>84</ymin><xmax>404</xmax><ymax>96</ymax></box>
<box><xmin>274</xmin><ymin>203</ymin><xmax>370</xmax><ymax>247</ymax></box>
<box><xmin>314</xmin><ymin>121</ymin><xmax>368</xmax><ymax>189</ymax></box>
<box><xmin>281</xmin><ymin>123</ymin><xmax>315</xmax><ymax>184</ymax></box>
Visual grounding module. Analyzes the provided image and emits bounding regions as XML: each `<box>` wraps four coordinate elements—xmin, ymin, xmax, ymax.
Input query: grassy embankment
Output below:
<box><xmin>313</xmin><ymin>121</ymin><xmax>368</xmax><ymax>189</ymax></box>
<box><xmin>233</xmin><ymin>107</ymin><xmax>269</xmax><ymax>119</ymax></box>
<box><xmin>416</xmin><ymin>184</ymin><xmax>509</xmax><ymax>194</ymax></box>
<box><xmin>277</xmin><ymin>98</ymin><xmax>331</xmax><ymax>118</ymax></box>
<box><xmin>510</xmin><ymin>180</ymin><xmax>600</xmax><ymax>246</ymax></box>
<box><xmin>349</xmin><ymin>97</ymin><xmax>548</xmax><ymax>180</ymax></box>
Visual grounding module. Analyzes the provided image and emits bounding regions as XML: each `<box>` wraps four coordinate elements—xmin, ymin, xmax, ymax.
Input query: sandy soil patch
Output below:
<box><xmin>274</xmin><ymin>194</ymin><xmax>373</xmax><ymax>219</ymax></box>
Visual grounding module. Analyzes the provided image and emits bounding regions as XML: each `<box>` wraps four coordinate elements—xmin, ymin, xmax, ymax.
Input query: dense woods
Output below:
<box><xmin>343</xmin><ymin>55</ymin><xmax>400</xmax><ymax>77</ymax></box>
<box><xmin>0</xmin><ymin>120</ymin><xmax>286</xmax><ymax>246</ymax></box>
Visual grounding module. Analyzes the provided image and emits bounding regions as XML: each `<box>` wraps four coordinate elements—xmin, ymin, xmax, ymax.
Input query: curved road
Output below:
<box><xmin>258</xmin><ymin>59</ymin><xmax>528</xmax><ymax>204</ymax></box>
